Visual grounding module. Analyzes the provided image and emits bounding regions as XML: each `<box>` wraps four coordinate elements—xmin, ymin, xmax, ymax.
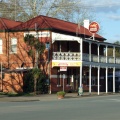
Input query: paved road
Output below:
<box><xmin>0</xmin><ymin>95</ymin><xmax>120</xmax><ymax>120</ymax></box>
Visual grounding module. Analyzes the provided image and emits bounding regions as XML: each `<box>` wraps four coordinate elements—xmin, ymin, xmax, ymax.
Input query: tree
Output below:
<box><xmin>23</xmin><ymin>68</ymin><xmax>47</xmax><ymax>94</ymax></box>
<box><xmin>114</xmin><ymin>41</ymin><xmax>120</xmax><ymax>45</ymax></box>
<box><xmin>24</xmin><ymin>34</ymin><xmax>45</xmax><ymax>67</ymax></box>
<box><xmin>24</xmin><ymin>34</ymin><xmax>45</xmax><ymax>94</ymax></box>
<box><xmin>32</xmin><ymin>67</ymin><xmax>41</xmax><ymax>95</ymax></box>
<box><xmin>114</xmin><ymin>41</ymin><xmax>120</xmax><ymax>57</ymax></box>
<box><xmin>0</xmin><ymin>0</ymin><xmax>94</xmax><ymax>23</ymax></box>
<box><xmin>107</xmin><ymin>41</ymin><xmax>120</xmax><ymax>57</ymax></box>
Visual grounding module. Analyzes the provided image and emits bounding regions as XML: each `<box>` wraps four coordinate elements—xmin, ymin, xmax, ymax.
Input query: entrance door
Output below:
<box><xmin>67</xmin><ymin>68</ymin><xmax>79</xmax><ymax>92</ymax></box>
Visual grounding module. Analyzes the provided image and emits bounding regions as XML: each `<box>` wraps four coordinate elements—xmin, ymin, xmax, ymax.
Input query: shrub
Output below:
<box><xmin>57</xmin><ymin>91</ymin><xmax>66</xmax><ymax>96</ymax></box>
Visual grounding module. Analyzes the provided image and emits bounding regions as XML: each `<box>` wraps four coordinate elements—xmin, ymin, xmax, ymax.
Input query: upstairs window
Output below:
<box><xmin>0</xmin><ymin>39</ymin><xmax>2</xmax><ymax>54</ymax></box>
<box><xmin>10</xmin><ymin>38</ymin><xmax>17</xmax><ymax>53</ymax></box>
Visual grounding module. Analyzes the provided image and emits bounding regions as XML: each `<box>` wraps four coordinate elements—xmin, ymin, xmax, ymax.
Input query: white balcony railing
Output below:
<box><xmin>83</xmin><ymin>53</ymin><xmax>89</xmax><ymax>61</ymax></box>
<box><xmin>99</xmin><ymin>55</ymin><xmax>106</xmax><ymax>63</ymax></box>
<box><xmin>91</xmin><ymin>55</ymin><xmax>98</xmax><ymax>62</ymax></box>
<box><xmin>52</xmin><ymin>52</ymin><xmax>120</xmax><ymax>64</ymax></box>
<box><xmin>116</xmin><ymin>57</ymin><xmax>120</xmax><ymax>64</ymax></box>
<box><xmin>52</xmin><ymin>52</ymin><xmax>80</xmax><ymax>61</ymax></box>
<box><xmin>108</xmin><ymin>56</ymin><xmax>114</xmax><ymax>63</ymax></box>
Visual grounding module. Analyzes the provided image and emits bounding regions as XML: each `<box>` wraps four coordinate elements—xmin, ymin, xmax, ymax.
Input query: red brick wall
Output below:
<box><xmin>0</xmin><ymin>30</ymin><xmax>52</xmax><ymax>93</ymax></box>
<box><xmin>3</xmin><ymin>72</ymin><xmax>23</xmax><ymax>93</ymax></box>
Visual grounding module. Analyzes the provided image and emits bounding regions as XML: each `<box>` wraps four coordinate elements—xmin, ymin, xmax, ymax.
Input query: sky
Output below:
<box><xmin>81</xmin><ymin>0</ymin><xmax>120</xmax><ymax>43</ymax></box>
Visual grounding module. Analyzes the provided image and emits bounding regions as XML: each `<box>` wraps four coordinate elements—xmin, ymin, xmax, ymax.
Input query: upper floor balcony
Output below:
<box><xmin>53</xmin><ymin>52</ymin><xmax>80</xmax><ymax>61</ymax></box>
<box><xmin>52</xmin><ymin>52</ymin><xmax>120</xmax><ymax>64</ymax></box>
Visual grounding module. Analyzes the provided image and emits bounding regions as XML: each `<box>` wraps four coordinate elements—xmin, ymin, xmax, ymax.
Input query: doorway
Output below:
<box><xmin>67</xmin><ymin>68</ymin><xmax>80</xmax><ymax>92</ymax></box>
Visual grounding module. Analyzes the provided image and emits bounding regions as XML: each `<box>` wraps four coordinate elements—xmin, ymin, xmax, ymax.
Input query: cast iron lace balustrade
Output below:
<box><xmin>52</xmin><ymin>52</ymin><xmax>80</xmax><ymax>60</ymax></box>
<box><xmin>52</xmin><ymin>52</ymin><xmax>120</xmax><ymax>64</ymax></box>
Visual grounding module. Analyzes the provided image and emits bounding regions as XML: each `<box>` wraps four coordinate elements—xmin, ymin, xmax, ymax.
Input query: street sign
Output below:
<box><xmin>60</xmin><ymin>66</ymin><xmax>67</xmax><ymax>71</ymax></box>
<box><xmin>89</xmin><ymin>22</ymin><xmax>100</xmax><ymax>34</ymax></box>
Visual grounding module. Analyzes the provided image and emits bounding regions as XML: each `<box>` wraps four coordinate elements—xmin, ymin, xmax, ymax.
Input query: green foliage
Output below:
<box><xmin>24</xmin><ymin>34</ymin><xmax>46</xmax><ymax>94</ymax></box>
<box><xmin>114</xmin><ymin>41</ymin><xmax>120</xmax><ymax>45</ymax></box>
<box><xmin>27</xmin><ymin>49</ymin><xmax>34</xmax><ymax>57</ymax></box>
<box><xmin>57</xmin><ymin>91</ymin><xmax>66</xmax><ymax>96</ymax></box>
<box><xmin>36</xmin><ymin>76</ymin><xmax>49</xmax><ymax>94</ymax></box>
<box><xmin>34</xmin><ymin>41</ymin><xmax>45</xmax><ymax>54</ymax></box>
<box><xmin>0</xmin><ymin>92</ymin><xmax>34</xmax><ymax>97</ymax></box>
<box><xmin>24</xmin><ymin>34</ymin><xmax>45</xmax><ymax>67</ymax></box>
<box><xmin>32</xmin><ymin>67</ymin><xmax>41</xmax><ymax>80</ymax></box>
<box><xmin>114</xmin><ymin>41</ymin><xmax>120</xmax><ymax>56</ymax></box>
<box><xmin>24</xmin><ymin>34</ymin><xmax>45</xmax><ymax>53</ymax></box>
<box><xmin>23</xmin><ymin>70</ymin><xmax>34</xmax><ymax>93</ymax></box>
<box><xmin>23</xmin><ymin>68</ymin><xmax>48</xmax><ymax>94</ymax></box>
<box><xmin>24</xmin><ymin>34</ymin><xmax>35</xmax><ymax>46</ymax></box>
<box><xmin>107</xmin><ymin>41</ymin><xmax>120</xmax><ymax>57</ymax></box>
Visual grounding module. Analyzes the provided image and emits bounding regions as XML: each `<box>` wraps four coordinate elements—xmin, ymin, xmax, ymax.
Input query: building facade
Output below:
<box><xmin>0</xmin><ymin>15</ymin><xmax>120</xmax><ymax>94</ymax></box>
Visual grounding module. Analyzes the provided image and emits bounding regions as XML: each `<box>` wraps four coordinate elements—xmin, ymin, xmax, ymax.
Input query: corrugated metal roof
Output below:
<box><xmin>0</xmin><ymin>17</ymin><xmax>22</xmax><ymax>31</ymax></box>
<box><xmin>12</xmin><ymin>15</ymin><xmax>106</xmax><ymax>41</ymax></box>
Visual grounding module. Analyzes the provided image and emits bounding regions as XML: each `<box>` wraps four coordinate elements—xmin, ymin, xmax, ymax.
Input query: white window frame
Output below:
<box><xmin>10</xmin><ymin>38</ymin><xmax>17</xmax><ymax>53</ymax></box>
<box><xmin>0</xmin><ymin>39</ymin><xmax>3</xmax><ymax>54</ymax></box>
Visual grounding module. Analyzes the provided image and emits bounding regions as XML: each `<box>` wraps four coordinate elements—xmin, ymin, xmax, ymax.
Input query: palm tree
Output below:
<box><xmin>24</xmin><ymin>34</ymin><xmax>45</xmax><ymax>67</ymax></box>
<box><xmin>32</xmin><ymin>68</ymin><xmax>41</xmax><ymax>95</ymax></box>
<box><xmin>24</xmin><ymin>34</ymin><xmax>45</xmax><ymax>94</ymax></box>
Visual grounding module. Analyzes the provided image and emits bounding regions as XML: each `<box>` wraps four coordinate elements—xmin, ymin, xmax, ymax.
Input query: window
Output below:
<box><xmin>0</xmin><ymin>39</ymin><xmax>2</xmax><ymax>54</ymax></box>
<box><xmin>10</xmin><ymin>38</ymin><xmax>17</xmax><ymax>53</ymax></box>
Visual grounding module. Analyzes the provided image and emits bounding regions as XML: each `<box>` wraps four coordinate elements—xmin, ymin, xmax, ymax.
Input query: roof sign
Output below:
<box><xmin>89</xmin><ymin>22</ymin><xmax>100</xmax><ymax>34</ymax></box>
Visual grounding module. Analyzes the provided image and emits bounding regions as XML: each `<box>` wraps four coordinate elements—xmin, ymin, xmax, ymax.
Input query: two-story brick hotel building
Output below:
<box><xmin>0</xmin><ymin>15</ymin><xmax>120</xmax><ymax>95</ymax></box>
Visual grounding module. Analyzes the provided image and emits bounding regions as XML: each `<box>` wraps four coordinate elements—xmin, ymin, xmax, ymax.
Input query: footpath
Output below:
<box><xmin>0</xmin><ymin>92</ymin><xmax>120</xmax><ymax>102</ymax></box>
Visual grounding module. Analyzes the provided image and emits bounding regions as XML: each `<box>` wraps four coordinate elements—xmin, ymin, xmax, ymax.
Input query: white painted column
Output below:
<box><xmin>113</xmin><ymin>46</ymin><xmax>115</xmax><ymax>63</ymax></box>
<box><xmin>113</xmin><ymin>67</ymin><xmax>115</xmax><ymax>93</ymax></box>
<box><xmin>105</xmin><ymin>45</ymin><xmax>108</xmax><ymax>93</ymax></box>
<box><xmin>89</xmin><ymin>42</ymin><xmax>91</xmax><ymax>62</ymax></box>
<box><xmin>106</xmin><ymin>67</ymin><xmax>108</xmax><ymax>93</ymax></box>
<box><xmin>98</xmin><ymin>66</ymin><xmax>100</xmax><ymax>95</ymax></box>
<box><xmin>80</xmin><ymin>39</ymin><xmax>83</xmax><ymax>87</ymax></box>
<box><xmin>98</xmin><ymin>44</ymin><xmax>100</xmax><ymax>62</ymax></box>
<box><xmin>80</xmin><ymin>39</ymin><xmax>83</xmax><ymax>61</ymax></box>
<box><xmin>106</xmin><ymin>45</ymin><xmax>108</xmax><ymax>63</ymax></box>
<box><xmin>89</xmin><ymin>65</ymin><xmax>92</xmax><ymax>94</ymax></box>
<box><xmin>80</xmin><ymin>66</ymin><xmax>82</xmax><ymax>87</ymax></box>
